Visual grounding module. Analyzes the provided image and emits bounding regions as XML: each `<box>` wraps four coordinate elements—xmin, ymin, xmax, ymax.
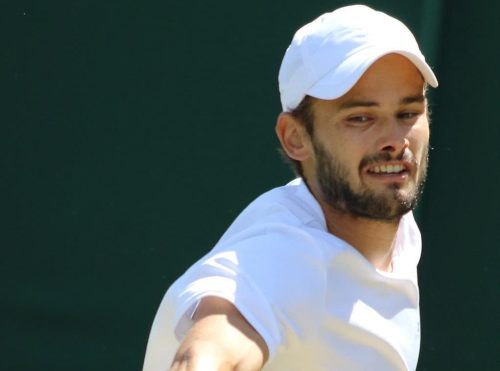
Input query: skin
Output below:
<box><xmin>171</xmin><ymin>53</ymin><xmax>430</xmax><ymax>370</ymax></box>
<box><xmin>170</xmin><ymin>297</ymin><xmax>268</xmax><ymax>371</ymax></box>
<box><xmin>276</xmin><ymin>53</ymin><xmax>430</xmax><ymax>270</ymax></box>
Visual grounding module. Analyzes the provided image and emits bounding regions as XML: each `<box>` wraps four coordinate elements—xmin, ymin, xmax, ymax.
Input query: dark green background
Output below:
<box><xmin>3</xmin><ymin>0</ymin><xmax>499</xmax><ymax>370</ymax></box>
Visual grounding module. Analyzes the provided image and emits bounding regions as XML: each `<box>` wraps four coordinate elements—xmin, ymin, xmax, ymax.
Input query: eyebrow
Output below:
<box><xmin>400</xmin><ymin>94</ymin><xmax>426</xmax><ymax>105</ymax></box>
<box><xmin>338</xmin><ymin>94</ymin><xmax>427</xmax><ymax>111</ymax></box>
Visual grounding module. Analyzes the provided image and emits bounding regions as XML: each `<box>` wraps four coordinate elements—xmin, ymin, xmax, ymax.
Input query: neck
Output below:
<box><xmin>320</xmin><ymin>201</ymin><xmax>400</xmax><ymax>272</ymax></box>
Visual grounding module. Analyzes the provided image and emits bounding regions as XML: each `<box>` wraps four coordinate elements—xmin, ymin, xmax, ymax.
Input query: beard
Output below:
<box><xmin>313</xmin><ymin>138</ymin><xmax>429</xmax><ymax>222</ymax></box>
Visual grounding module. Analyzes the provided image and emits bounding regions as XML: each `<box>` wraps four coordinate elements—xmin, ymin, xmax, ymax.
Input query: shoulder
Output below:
<box><xmin>205</xmin><ymin>179</ymin><xmax>332</xmax><ymax>299</ymax></box>
<box><xmin>163</xmin><ymin>179</ymin><xmax>359</xmax><ymax>357</ymax></box>
<box><xmin>392</xmin><ymin>211</ymin><xmax>422</xmax><ymax>270</ymax></box>
<box><xmin>217</xmin><ymin>178</ymin><xmax>326</xmax><ymax>244</ymax></box>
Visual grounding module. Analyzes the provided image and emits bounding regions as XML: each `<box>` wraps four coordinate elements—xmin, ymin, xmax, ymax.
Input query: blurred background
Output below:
<box><xmin>3</xmin><ymin>0</ymin><xmax>499</xmax><ymax>369</ymax></box>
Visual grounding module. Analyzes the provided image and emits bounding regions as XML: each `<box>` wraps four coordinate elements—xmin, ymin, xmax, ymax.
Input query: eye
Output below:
<box><xmin>397</xmin><ymin>111</ymin><xmax>422</xmax><ymax>120</ymax></box>
<box><xmin>346</xmin><ymin>115</ymin><xmax>373</xmax><ymax>124</ymax></box>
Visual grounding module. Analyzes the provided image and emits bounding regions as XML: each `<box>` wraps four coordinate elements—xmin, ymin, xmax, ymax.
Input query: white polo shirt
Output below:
<box><xmin>143</xmin><ymin>178</ymin><xmax>422</xmax><ymax>371</ymax></box>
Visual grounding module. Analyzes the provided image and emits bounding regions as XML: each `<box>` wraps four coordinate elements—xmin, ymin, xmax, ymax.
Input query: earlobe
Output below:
<box><xmin>275</xmin><ymin>113</ymin><xmax>311</xmax><ymax>161</ymax></box>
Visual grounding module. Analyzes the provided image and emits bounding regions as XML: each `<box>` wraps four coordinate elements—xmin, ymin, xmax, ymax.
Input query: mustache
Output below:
<box><xmin>358</xmin><ymin>148</ymin><xmax>417</xmax><ymax>170</ymax></box>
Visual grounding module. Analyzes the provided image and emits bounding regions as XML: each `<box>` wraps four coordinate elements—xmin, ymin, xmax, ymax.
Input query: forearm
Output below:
<box><xmin>170</xmin><ymin>339</ymin><xmax>237</xmax><ymax>371</ymax></box>
<box><xmin>169</xmin><ymin>297</ymin><xmax>268</xmax><ymax>371</ymax></box>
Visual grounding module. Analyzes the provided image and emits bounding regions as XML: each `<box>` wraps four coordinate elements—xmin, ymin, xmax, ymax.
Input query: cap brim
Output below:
<box><xmin>307</xmin><ymin>48</ymin><xmax>438</xmax><ymax>101</ymax></box>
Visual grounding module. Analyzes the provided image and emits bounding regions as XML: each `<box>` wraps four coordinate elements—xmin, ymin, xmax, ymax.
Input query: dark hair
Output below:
<box><xmin>278</xmin><ymin>95</ymin><xmax>315</xmax><ymax>178</ymax></box>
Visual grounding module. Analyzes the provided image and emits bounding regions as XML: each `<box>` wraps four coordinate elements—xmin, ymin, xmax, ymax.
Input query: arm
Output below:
<box><xmin>170</xmin><ymin>296</ymin><xmax>269</xmax><ymax>371</ymax></box>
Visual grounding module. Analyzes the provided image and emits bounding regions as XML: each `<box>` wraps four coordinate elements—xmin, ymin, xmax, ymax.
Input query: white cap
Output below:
<box><xmin>278</xmin><ymin>5</ymin><xmax>439</xmax><ymax>112</ymax></box>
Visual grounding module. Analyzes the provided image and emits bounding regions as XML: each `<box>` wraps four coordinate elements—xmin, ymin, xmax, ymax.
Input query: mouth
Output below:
<box><xmin>364</xmin><ymin>162</ymin><xmax>413</xmax><ymax>183</ymax></box>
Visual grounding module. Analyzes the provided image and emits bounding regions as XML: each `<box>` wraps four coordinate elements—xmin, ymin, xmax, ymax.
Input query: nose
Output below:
<box><xmin>376</xmin><ymin>120</ymin><xmax>410</xmax><ymax>155</ymax></box>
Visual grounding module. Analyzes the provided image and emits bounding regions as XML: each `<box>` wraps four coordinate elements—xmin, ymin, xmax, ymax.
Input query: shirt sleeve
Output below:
<box><xmin>166</xmin><ymin>223</ymin><xmax>327</xmax><ymax>359</ymax></box>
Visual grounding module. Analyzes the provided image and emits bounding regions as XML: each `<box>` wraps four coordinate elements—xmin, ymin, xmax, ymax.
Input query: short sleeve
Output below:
<box><xmin>166</xmin><ymin>224</ymin><xmax>327</xmax><ymax>359</ymax></box>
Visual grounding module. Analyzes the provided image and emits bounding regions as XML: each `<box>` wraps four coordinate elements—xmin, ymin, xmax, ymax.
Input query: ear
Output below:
<box><xmin>275</xmin><ymin>113</ymin><xmax>312</xmax><ymax>161</ymax></box>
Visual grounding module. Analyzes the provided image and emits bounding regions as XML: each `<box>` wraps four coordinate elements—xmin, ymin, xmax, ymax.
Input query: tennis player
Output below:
<box><xmin>144</xmin><ymin>5</ymin><xmax>438</xmax><ymax>370</ymax></box>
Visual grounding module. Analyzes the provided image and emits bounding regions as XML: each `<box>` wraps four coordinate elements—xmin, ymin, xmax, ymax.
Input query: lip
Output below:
<box><xmin>365</xmin><ymin>171</ymin><xmax>409</xmax><ymax>184</ymax></box>
<box><xmin>362</xmin><ymin>161</ymin><xmax>414</xmax><ymax>184</ymax></box>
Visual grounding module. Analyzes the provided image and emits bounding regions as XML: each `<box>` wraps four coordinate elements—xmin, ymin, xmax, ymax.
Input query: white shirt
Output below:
<box><xmin>143</xmin><ymin>178</ymin><xmax>422</xmax><ymax>370</ymax></box>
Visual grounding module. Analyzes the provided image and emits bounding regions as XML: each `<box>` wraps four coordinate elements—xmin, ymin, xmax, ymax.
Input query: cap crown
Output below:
<box><xmin>278</xmin><ymin>5</ymin><xmax>437</xmax><ymax>112</ymax></box>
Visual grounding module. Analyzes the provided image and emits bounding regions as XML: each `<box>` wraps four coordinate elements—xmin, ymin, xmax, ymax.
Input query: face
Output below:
<box><xmin>303</xmin><ymin>54</ymin><xmax>430</xmax><ymax>222</ymax></box>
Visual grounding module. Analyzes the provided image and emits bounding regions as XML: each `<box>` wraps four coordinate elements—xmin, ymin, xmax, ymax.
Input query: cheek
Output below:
<box><xmin>409</xmin><ymin>120</ymin><xmax>430</xmax><ymax>155</ymax></box>
<box><xmin>408</xmin><ymin>130</ymin><xmax>430</xmax><ymax>180</ymax></box>
<box><xmin>332</xmin><ymin>140</ymin><xmax>366</xmax><ymax>183</ymax></box>
<box><xmin>315</xmin><ymin>126</ymin><xmax>367</xmax><ymax>181</ymax></box>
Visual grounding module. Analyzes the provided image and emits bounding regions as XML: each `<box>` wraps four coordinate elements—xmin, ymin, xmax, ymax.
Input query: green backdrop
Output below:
<box><xmin>4</xmin><ymin>0</ymin><xmax>498</xmax><ymax>370</ymax></box>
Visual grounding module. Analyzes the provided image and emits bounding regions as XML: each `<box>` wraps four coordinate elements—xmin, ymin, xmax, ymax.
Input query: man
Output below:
<box><xmin>143</xmin><ymin>5</ymin><xmax>438</xmax><ymax>371</ymax></box>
